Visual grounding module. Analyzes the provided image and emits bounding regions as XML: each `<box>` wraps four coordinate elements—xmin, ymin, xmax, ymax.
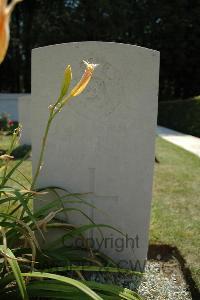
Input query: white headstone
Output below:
<box><xmin>18</xmin><ymin>95</ymin><xmax>31</xmax><ymax>145</ymax></box>
<box><xmin>31</xmin><ymin>42</ymin><xmax>159</xmax><ymax>271</ymax></box>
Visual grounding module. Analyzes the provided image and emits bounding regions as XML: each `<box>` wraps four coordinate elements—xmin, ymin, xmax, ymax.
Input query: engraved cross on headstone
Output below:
<box><xmin>88</xmin><ymin>168</ymin><xmax>118</xmax><ymax>221</ymax></box>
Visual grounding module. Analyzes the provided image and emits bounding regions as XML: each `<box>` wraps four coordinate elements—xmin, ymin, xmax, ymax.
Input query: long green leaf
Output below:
<box><xmin>27</xmin><ymin>281</ymin><xmax>113</xmax><ymax>299</ymax></box>
<box><xmin>85</xmin><ymin>281</ymin><xmax>143</xmax><ymax>300</ymax></box>
<box><xmin>0</xmin><ymin>246</ymin><xmax>28</xmax><ymax>300</ymax></box>
<box><xmin>48</xmin><ymin>223</ymin><xmax>124</xmax><ymax>249</ymax></box>
<box><xmin>0</xmin><ymin>213</ymin><xmax>39</xmax><ymax>252</ymax></box>
<box><xmin>44</xmin><ymin>265</ymin><xmax>143</xmax><ymax>276</ymax></box>
<box><xmin>22</xmin><ymin>272</ymin><xmax>103</xmax><ymax>300</ymax></box>
<box><xmin>0</xmin><ymin>187</ymin><xmax>33</xmax><ymax>222</ymax></box>
<box><xmin>27</xmin><ymin>279</ymin><xmax>142</xmax><ymax>300</ymax></box>
<box><xmin>0</xmin><ymin>187</ymin><xmax>42</xmax><ymax>238</ymax></box>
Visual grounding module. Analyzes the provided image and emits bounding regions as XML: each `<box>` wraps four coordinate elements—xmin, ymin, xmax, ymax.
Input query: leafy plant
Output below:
<box><xmin>0</xmin><ymin>64</ymin><xmax>143</xmax><ymax>299</ymax></box>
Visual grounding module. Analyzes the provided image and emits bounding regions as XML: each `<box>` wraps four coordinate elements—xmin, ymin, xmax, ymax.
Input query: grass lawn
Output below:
<box><xmin>0</xmin><ymin>135</ymin><xmax>199</xmax><ymax>290</ymax></box>
<box><xmin>151</xmin><ymin>137</ymin><xmax>200</xmax><ymax>290</ymax></box>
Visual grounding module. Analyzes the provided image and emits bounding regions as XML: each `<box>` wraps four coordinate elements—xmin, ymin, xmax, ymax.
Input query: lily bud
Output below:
<box><xmin>70</xmin><ymin>60</ymin><xmax>99</xmax><ymax>97</ymax></box>
<box><xmin>0</xmin><ymin>0</ymin><xmax>23</xmax><ymax>64</ymax></box>
<box><xmin>59</xmin><ymin>65</ymin><xmax>72</xmax><ymax>99</ymax></box>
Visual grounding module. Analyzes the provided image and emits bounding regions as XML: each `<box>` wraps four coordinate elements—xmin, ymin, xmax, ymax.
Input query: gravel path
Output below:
<box><xmin>137</xmin><ymin>260</ymin><xmax>192</xmax><ymax>300</ymax></box>
<box><xmin>89</xmin><ymin>259</ymin><xmax>191</xmax><ymax>300</ymax></box>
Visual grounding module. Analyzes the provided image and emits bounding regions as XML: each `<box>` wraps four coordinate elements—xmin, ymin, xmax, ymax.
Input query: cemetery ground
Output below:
<box><xmin>0</xmin><ymin>135</ymin><xmax>199</xmax><ymax>298</ymax></box>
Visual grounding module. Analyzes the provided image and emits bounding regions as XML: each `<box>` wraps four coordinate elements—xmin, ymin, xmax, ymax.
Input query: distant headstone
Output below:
<box><xmin>31</xmin><ymin>42</ymin><xmax>159</xmax><ymax>271</ymax></box>
<box><xmin>18</xmin><ymin>95</ymin><xmax>31</xmax><ymax>145</ymax></box>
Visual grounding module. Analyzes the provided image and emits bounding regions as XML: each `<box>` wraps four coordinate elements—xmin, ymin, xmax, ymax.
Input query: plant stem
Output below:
<box><xmin>2</xmin><ymin>130</ymin><xmax>18</xmax><ymax>184</ymax></box>
<box><xmin>31</xmin><ymin>94</ymin><xmax>71</xmax><ymax>190</ymax></box>
<box><xmin>31</xmin><ymin>111</ymin><xmax>53</xmax><ymax>190</ymax></box>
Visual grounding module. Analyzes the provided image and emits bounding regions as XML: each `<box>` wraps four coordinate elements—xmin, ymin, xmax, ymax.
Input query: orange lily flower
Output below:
<box><xmin>0</xmin><ymin>0</ymin><xmax>23</xmax><ymax>64</ymax></box>
<box><xmin>70</xmin><ymin>60</ymin><xmax>99</xmax><ymax>97</ymax></box>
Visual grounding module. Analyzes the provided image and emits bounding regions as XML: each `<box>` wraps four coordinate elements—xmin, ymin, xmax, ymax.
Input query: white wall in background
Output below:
<box><xmin>0</xmin><ymin>93</ymin><xmax>21</xmax><ymax>120</ymax></box>
<box><xmin>18</xmin><ymin>95</ymin><xmax>31</xmax><ymax>145</ymax></box>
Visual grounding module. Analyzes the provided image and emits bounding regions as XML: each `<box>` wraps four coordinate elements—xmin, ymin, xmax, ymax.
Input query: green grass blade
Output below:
<box><xmin>0</xmin><ymin>176</ymin><xmax>28</xmax><ymax>190</ymax></box>
<box><xmin>16</xmin><ymin>169</ymin><xmax>31</xmax><ymax>185</ymax></box>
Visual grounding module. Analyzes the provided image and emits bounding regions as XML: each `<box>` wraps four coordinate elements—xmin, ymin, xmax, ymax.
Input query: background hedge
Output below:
<box><xmin>158</xmin><ymin>97</ymin><xmax>200</xmax><ymax>138</ymax></box>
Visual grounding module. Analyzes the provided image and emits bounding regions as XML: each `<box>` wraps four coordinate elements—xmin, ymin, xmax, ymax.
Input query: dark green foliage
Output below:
<box><xmin>10</xmin><ymin>144</ymin><xmax>31</xmax><ymax>159</ymax></box>
<box><xmin>0</xmin><ymin>114</ymin><xmax>9</xmax><ymax>131</ymax></box>
<box><xmin>0</xmin><ymin>0</ymin><xmax>200</xmax><ymax>100</ymax></box>
<box><xmin>158</xmin><ymin>98</ymin><xmax>200</xmax><ymax>137</ymax></box>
